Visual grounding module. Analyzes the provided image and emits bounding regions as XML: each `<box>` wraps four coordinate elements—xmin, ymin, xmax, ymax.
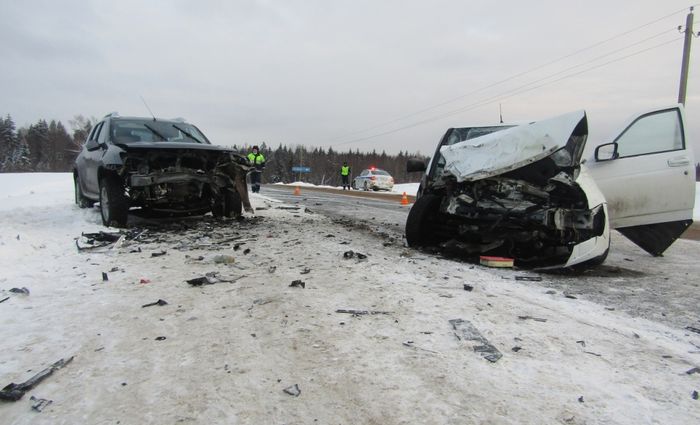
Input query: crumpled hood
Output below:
<box><xmin>441</xmin><ymin>110</ymin><xmax>587</xmax><ymax>182</ymax></box>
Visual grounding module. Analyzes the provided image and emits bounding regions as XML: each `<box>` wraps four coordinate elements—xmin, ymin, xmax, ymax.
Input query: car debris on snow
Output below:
<box><xmin>402</xmin><ymin>340</ymin><xmax>440</xmax><ymax>354</ymax></box>
<box><xmin>0</xmin><ymin>297</ymin><xmax>9</xmax><ymax>304</ymax></box>
<box><xmin>142</xmin><ymin>299</ymin><xmax>169</xmax><ymax>308</ymax></box>
<box><xmin>9</xmin><ymin>287</ymin><xmax>29</xmax><ymax>295</ymax></box>
<box><xmin>289</xmin><ymin>280</ymin><xmax>306</xmax><ymax>288</ymax></box>
<box><xmin>685</xmin><ymin>326</ymin><xmax>700</xmax><ymax>335</ymax></box>
<box><xmin>336</xmin><ymin>309</ymin><xmax>392</xmax><ymax>316</ymax></box>
<box><xmin>449</xmin><ymin>318</ymin><xmax>502</xmax><ymax>363</ymax></box>
<box><xmin>463</xmin><ymin>284</ymin><xmax>474</xmax><ymax>291</ymax></box>
<box><xmin>29</xmin><ymin>395</ymin><xmax>52</xmax><ymax>412</ymax></box>
<box><xmin>515</xmin><ymin>276</ymin><xmax>543</xmax><ymax>281</ymax></box>
<box><xmin>518</xmin><ymin>315</ymin><xmax>548</xmax><ymax>323</ymax></box>
<box><xmin>102</xmin><ymin>272</ymin><xmax>109</xmax><ymax>281</ymax></box>
<box><xmin>155</xmin><ymin>336</ymin><xmax>167</xmax><ymax>341</ymax></box>
<box><xmin>685</xmin><ymin>367</ymin><xmax>700</xmax><ymax>375</ymax></box>
<box><xmin>283</xmin><ymin>384</ymin><xmax>301</xmax><ymax>397</ymax></box>
<box><xmin>151</xmin><ymin>250</ymin><xmax>167</xmax><ymax>257</ymax></box>
<box><xmin>0</xmin><ymin>356</ymin><xmax>74</xmax><ymax>401</ymax></box>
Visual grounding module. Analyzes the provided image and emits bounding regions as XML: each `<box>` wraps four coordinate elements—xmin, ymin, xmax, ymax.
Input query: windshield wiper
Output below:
<box><xmin>143</xmin><ymin>124</ymin><xmax>167</xmax><ymax>141</ymax></box>
<box><xmin>173</xmin><ymin>124</ymin><xmax>203</xmax><ymax>144</ymax></box>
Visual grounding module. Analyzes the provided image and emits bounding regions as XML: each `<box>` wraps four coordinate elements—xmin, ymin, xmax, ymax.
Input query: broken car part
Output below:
<box><xmin>0</xmin><ymin>357</ymin><xmax>74</xmax><ymax>401</ymax></box>
<box><xmin>142</xmin><ymin>299</ymin><xmax>169</xmax><ymax>308</ymax></box>
<box><xmin>283</xmin><ymin>384</ymin><xmax>301</xmax><ymax>397</ymax></box>
<box><xmin>29</xmin><ymin>396</ymin><xmax>53</xmax><ymax>412</ymax></box>
<box><xmin>449</xmin><ymin>318</ymin><xmax>502</xmax><ymax>363</ymax></box>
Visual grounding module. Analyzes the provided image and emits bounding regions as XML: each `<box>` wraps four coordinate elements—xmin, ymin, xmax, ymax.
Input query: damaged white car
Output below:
<box><xmin>405</xmin><ymin>106</ymin><xmax>695</xmax><ymax>268</ymax></box>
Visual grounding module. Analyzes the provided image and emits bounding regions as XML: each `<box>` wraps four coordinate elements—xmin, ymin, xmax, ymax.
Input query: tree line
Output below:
<box><xmin>0</xmin><ymin>114</ymin><xmax>428</xmax><ymax>184</ymax></box>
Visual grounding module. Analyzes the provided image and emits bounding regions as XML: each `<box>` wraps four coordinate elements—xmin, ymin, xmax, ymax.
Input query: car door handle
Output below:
<box><xmin>667</xmin><ymin>157</ymin><xmax>690</xmax><ymax>167</ymax></box>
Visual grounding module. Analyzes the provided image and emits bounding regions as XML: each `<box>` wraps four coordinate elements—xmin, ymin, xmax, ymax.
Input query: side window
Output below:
<box><xmin>92</xmin><ymin>122</ymin><xmax>104</xmax><ymax>142</ymax></box>
<box><xmin>97</xmin><ymin>121</ymin><xmax>108</xmax><ymax>144</ymax></box>
<box><xmin>615</xmin><ymin>109</ymin><xmax>684</xmax><ymax>158</ymax></box>
<box><xmin>87</xmin><ymin>123</ymin><xmax>100</xmax><ymax>141</ymax></box>
<box><xmin>360</xmin><ymin>170</ymin><xmax>368</xmax><ymax>176</ymax></box>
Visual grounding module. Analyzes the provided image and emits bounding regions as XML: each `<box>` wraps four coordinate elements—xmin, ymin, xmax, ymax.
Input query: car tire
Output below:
<box><xmin>99</xmin><ymin>174</ymin><xmax>129</xmax><ymax>227</ymax></box>
<box><xmin>405</xmin><ymin>194</ymin><xmax>442</xmax><ymax>247</ymax></box>
<box><xmin>213</xmin><ymin>188</ymin><xmax>242</xmax><ymax>218</ymax></box>
<box><xmin>74</xmin><ymin>173</ymin><xmax>95</xmax><ymax>208</ymax></box>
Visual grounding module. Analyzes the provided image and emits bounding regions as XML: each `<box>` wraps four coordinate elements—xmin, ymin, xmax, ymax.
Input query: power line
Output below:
<box><xmin>330</xmin><ymin>36</ymin><xmax>683</xmax><ymax>147</ymax></box>
<box><xmin>328</xmin><ymin>5</ymin><xmax>696</xmax><ymax>144</ymax></box>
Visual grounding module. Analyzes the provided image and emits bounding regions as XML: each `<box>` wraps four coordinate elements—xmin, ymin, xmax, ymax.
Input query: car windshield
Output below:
<box><xmin>433</xmin><ymin>125</ymin><xmax>515</xmax><ymax>176</ymax></box>
<box><xmin>372</xmin><ymin>169</ymin><xmax>390</xmax><ymax>176</ymax></box>
<box><xmin>111</xmin><ymin>120</ymin><xmax>210</xmax><ymax>144</ymax></box>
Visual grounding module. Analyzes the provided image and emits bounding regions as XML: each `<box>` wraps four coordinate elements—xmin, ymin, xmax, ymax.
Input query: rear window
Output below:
<box><xmin>372</xmin><ymin>169</ymin><xmax>390</xmax><ymax>176</ymax></box>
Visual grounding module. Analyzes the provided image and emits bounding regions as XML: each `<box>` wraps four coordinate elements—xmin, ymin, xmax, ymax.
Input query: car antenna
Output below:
<box><xmin>140</xmin><ymin>95</ymin><xmax>157</xmax><ymax>121</ymax></box>
<box><xmin>499</xmin><ymin>103</ymin><xmax>504</xmax><ymax>124</ymax></box>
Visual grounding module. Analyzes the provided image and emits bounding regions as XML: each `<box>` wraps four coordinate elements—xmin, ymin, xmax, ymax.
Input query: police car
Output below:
<box><xmin>352</xmin><ymin>167</ymin><xmax>395</xmax><ymax>191</ymax></box>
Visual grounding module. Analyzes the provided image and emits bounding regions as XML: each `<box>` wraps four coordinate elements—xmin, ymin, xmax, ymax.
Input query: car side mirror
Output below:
<box><xmin>85</xmin><ymin>139</ymin><xmax>101</xmax><ymax>152</ymax></box>
<box><xmin>407</xmin><ymin>158</ymin><xmax>427</xmax><ymax>173</ymax></box>
<box><xmin>595</xmin><ymin>142</ymin><xmax>619</xmax><ymax>161</ymax></box>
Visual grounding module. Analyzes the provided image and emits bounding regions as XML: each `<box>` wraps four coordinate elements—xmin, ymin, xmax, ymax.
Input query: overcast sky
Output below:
<box><xmin>1</xmin><ymin>0</ymin><xmax>698</xmax><ymax>156</ymax></box>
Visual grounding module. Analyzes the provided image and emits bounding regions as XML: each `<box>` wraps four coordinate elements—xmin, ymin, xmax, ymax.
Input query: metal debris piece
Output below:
<box><xmin>356</xmin><ymin>253</ymin><xmax>368</xmax><ymax>260</ymax></box>
<box><xmin>0</xmin><ymin>297</ymin><xmax>9</xmax><ymax>304</ymax></box>
<box><xmin>283</xmin><ymin>384</ymin><xmax>301</xmax><ymax>397</ymax></box>
<box><xmin>9</xmin><ymin>287</ymin><xmax>29</xmax><ymax>295</ymax></box>
<box><xmin>142</xmin><ymin>299</ymin><xmax>169</xmax><ymax>308</ymax></box>
<box><xmin>576</xmin><ymin>340</ymin><xmax>586</xmax><ymax>347</ymax></box>
<box><xmin>290</xmin><ymin>280</ymin><xmax>306</xmax><ymax>288</ymax></box>
<box><xmin>29</xmin><ymin>395</ymin><xmax>52</xmax><ymax>412</ymax></box>
<box><xmin>243</xmin><ymin>248</ymin><xmax>251</xmax><ymax>255</ymax></box>
<box><xmin>583</xmin><ymin>351</ymin><xmax>602</xmax><ymax>357</ymax></box>
<box><xmin>155</xmin><ymin>336</ymin><xmax>166</xmax><ymax>341</ymax></box>
<box><xmin>512</xmin><ymin>346</ymin><xmax>522</xmax><ymax>352</ymax></box>
<box><xmin>686</xmin><ymin>367</ymin><xmax>700</xmax><ymax>375</ymax></box>
<box><xmin>102</xmin><ymin>272</ymin><xmax>109</xmax><ymax>281</ymax></box>
<box><xmin>187</xmin><ymin>276</ymin><xmax>216</xmax><ymax>286</ymax></box>
<box><xmin>564</xmin><ymin>293</ymin><xmax>578</xmax><ymax>299</ymax></box>
<box><xmin>463</xmin><ymin>284</ymin><xmax>474</xmax><ymax>292</ymax></box>
<box><xmin>300</xmin><ymin>267</ymin><xmax>311</xmax><ymax>274</ymax></box>
<box><xmin>578</xmin><ymin>396</ymin><xmax>584</xmax><ymax>403</ymax></box>
<box><xmin>449</xmin><ymin>318</ymin><xmax>502</xmax><ymax>363</ymax></box>
<box><xmin>515</xmin><ymin>276</ymin><xmax>542</xmax><ymax>281</ymax></box>
<box><xmin>151</xmin><ymin>250</ymin><xmax>167</xmax><ymax>257</ymax></box>
<box><xmin>336</xmin><ymin>309</ymin><xmax>391</xmax><ymax>315</ymax></box>
<box><xmin>0</xmin><ymin>356</ymin><xmax>74</xmax><ymax>401</ymax></box>
<box><xmin>518</xmin><ymin>315</ymin><xmax>548</xmax><ymax>322</ymax></box>
<box><xmin>693</xmin><ymin>390</ymin><xmax>698</xmax><ymax>400</ymax></box>
<box><xmin>343</xmin><ymin>250</ymin><xmax>354</xmax><ymax>259</ymax></box>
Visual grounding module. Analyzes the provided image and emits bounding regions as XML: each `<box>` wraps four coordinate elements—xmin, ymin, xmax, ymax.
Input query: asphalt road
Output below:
<box><xmin>259</xmin><ymin>184</ymin><xmax>700</xmax><ymax>330</ymax></box>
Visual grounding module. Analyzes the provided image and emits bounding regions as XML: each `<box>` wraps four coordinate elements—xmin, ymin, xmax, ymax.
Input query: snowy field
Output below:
<box><xmin>0</xmin><ymin>173</ymin><xmax>699</xmax><ymax>424</ymax></box>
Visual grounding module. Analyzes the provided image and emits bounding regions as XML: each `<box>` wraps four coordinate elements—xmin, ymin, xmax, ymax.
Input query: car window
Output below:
<box><xmin>360</xmin><ymin>170</ymin><xmax>369</xmax><ymax>176</ymax></box>
<box><xmin>614</xmin><ymin>109</ymin><xmax>684</xmax><ymax>158</ymax></box>
<box><xmin>373</xmin><ymin>170</ymin><xmax>390</xmax><ymax>176</ymax></box>
<box><xmin>92</xmin><ymin>122</ymin><xmax>104</xmax><ymax>142</ymax></box>
<box><xmin>97</xmin><ymin>121</ymin><xmax>108</xmax><ymax>144</ymax></box>
<box><xmin>87</xmin><ymin>124</ymin><xmax>99</xmax><ymax>141</ymax></box>
<box><xmin>111</xmin><ymin>120</ymin><xmax>210</xmax><ymax>144</ymax></box>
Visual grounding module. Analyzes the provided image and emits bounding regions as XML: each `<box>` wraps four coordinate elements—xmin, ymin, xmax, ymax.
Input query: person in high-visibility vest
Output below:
<box><xmin>247</xmin><ymin>145</ymin><xmax>266</xmax><ymax>193</ymax></box>
<box><xmin>340</xmin><ymin>161</ymin><xmax>351</xmax><ymax>190</ymax></box>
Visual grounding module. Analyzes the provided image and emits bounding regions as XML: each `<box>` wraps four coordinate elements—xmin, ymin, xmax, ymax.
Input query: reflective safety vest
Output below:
<box><xmin>248</xmin><ymin>152</ymin><xmax>265</xmax><ymax>165</ymax></box>
<box><xmin>341</xmin><ymin>165</ymin><xmax>350</xmax><ymax>176</ymax></box>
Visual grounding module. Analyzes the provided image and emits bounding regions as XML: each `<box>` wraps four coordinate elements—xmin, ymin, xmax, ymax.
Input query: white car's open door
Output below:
<box><xmin>586</xmin><ymin>105</ymin><xmax>695</xmax><ymax>256</ymax></box>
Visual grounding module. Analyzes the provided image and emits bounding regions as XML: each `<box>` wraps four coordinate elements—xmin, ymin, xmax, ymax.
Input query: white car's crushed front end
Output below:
<box><xmin>411</xmin><ymin>110</ymin><xmax>610</xmax><ymax>268</ymax></box>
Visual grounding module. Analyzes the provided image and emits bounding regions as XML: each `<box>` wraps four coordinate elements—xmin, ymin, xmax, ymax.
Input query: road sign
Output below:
<box><xmin>292</xmin><ymin>166</ymin><xmax>311</xmax><ymax>173</ymax></box>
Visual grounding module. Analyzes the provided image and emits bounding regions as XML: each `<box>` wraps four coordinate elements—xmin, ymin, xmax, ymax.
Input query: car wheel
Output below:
<box><xmin>213</xmin><ymin>188</ymin><xmax>242</xmax><ymax>218</ymax></box>
<box><xmin>74</xmin><ymin>174</ymin><xmax>95</xmax><ymax>208</ymax></box>
<box><xmin>99</xmin><ymin>174</ymin><xmax>129</xmax><ymax>227</ymax></box>
<box><xmin>405</xmin><ymin>194</ymin><xmax>442</xmax><ymax>247</ymax></box>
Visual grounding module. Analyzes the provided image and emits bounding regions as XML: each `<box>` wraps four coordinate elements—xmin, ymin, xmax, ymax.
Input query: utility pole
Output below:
<box><xmin>678</xmin><ymin>7</ymin><xmax>695</xmax><ymax>105</ymax></box>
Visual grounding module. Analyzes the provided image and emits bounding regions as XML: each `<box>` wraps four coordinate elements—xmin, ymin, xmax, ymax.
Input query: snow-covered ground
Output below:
<box><xmin>1</xmin><ymin>173</ymin><xmax>699</xmax><ymax>424</ymax></box>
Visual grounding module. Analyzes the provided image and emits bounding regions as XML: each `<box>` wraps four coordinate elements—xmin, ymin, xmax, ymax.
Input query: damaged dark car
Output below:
<box><xmin>73</xmin><ymin>113</ymin><xmax>253</xmax><ymax>227</ymax></box>
<box><xmin>406</xmin><ymin>106</ymin><xmax>695</xmax><ymax>268</ymax></box>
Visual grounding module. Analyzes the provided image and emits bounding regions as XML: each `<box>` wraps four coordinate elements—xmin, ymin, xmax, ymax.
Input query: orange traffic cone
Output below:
<box><xmin>293</xmin><ymin>186</ymin><xmax>301</xmax><ymax>196</ymax></box>
<box><xmin>400</xmin><ymin>192</ymin><xmax>409</xmax><ymax>205</ymax></box>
